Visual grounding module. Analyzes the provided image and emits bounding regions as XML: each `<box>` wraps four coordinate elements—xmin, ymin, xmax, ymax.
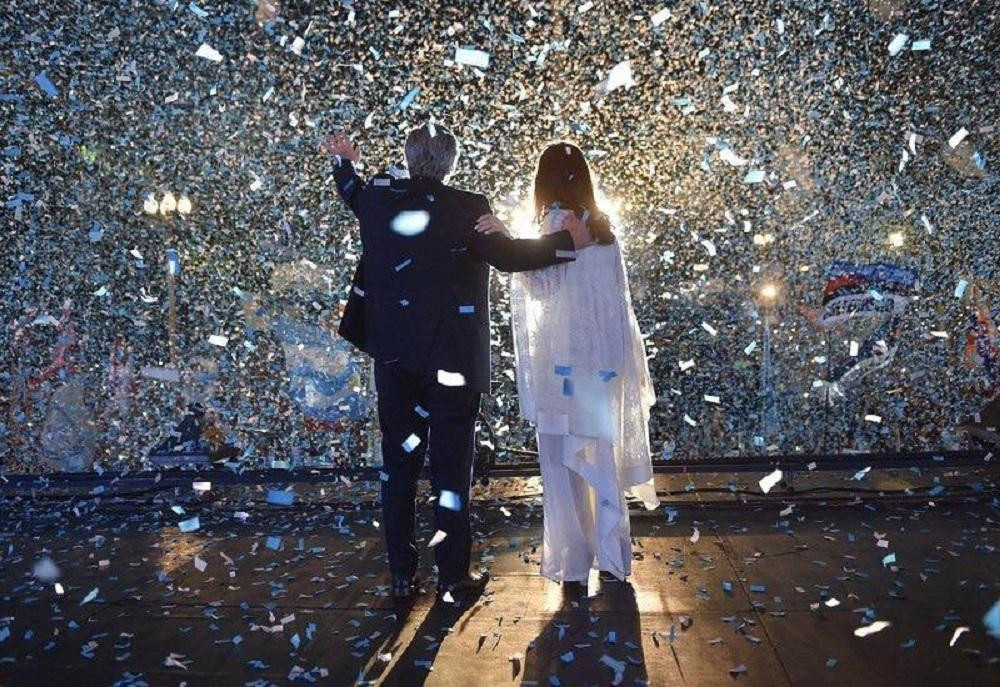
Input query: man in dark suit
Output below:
<box><xmin>327</xmin><ymin>124</ymin><xmax>593</xmax><ymax>602</ymax></box>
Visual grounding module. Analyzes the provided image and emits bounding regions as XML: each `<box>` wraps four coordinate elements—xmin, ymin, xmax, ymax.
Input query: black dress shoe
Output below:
<box><xmin>392</xmin><ymin>574</ymin><xmax>419</xmax><ymax>599</ymax></box>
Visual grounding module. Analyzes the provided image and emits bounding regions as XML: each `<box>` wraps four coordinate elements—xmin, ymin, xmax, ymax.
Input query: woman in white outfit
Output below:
<box><xmin>476</xmin><ymin>142</ymin><xmax>658</xmax><ymax>583</ymax></box>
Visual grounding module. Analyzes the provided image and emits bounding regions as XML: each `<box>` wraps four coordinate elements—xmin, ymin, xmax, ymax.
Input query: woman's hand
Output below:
<box><xmin>475</xmin><ymin>214</ymin><xmax>511</xmax><ymax>238</ymax></box>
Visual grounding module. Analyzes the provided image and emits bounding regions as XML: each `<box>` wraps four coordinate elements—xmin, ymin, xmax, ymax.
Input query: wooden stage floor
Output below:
<box><xmin>0</xmin><ymin>470</ymin><xmax>997</xmax><ymax>686</ymax></box>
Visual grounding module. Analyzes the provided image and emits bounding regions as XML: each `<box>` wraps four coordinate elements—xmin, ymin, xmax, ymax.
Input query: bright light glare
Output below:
<box><xmin>159</xmin><ymin>191</ymin><xmax>177</xmax><ymax>216</ymax></box>
<box><xmin>888</xmin><ymin>231</ymin><xmax>904</xmax><ymax>248</ymax></box>
<box><xmin>760</xmin><ymin>283</ymin><xmax>779</xmax><ymax>301</ymax></box>
<box><xmin>143</xmin><ymin>193</ymin><xmax>159</xmax><ymax>215</ymax></box>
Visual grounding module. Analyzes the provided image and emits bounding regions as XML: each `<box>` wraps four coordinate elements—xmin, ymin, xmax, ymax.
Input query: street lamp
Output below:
<box><xmin>758</xmin><ymin>283</ymin><xmax>780</xmax><ymax>452</ymax></box>
<box><xmin>143</xmin><ymin>190</ymin><xmax>191</xmax><ymax>366</ymax></box>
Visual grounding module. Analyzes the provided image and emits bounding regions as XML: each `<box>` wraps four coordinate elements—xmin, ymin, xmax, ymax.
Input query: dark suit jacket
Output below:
<box><xmin>333</xmin><ymin>159</ymin><xmax>576</xmax><ymax>393</ymax></box>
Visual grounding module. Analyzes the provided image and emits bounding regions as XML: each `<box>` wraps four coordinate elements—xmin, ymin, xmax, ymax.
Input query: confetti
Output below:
<box><xmin>391</xmin><ymin>210</ymin><xmax>430</xmax><ymax>236</ymax></box>
<box><xmin>454</xmin><ymin>47</ymin><xmax>490</xmax><ymax>69</ymax></box>
<box><xmin>854</xmin><ymin>620</ymin><xmax>891</xmax><ymax>637</ymax></box>
<box><xmin>195</xmin><ymin>43</ymin><xmax>223</xmax><ymax>62</ymax></box>
<box><xmin>759</xmin><ymin>469</ymin><xmax>782</xmax><ymax>494</ymax></box>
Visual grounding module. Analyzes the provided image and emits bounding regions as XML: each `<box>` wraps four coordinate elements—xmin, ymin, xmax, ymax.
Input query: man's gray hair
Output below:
<box><xmin>404</xmin><ymin>123</ymin><xmax>459</xmax><ymax>181</ymax></box>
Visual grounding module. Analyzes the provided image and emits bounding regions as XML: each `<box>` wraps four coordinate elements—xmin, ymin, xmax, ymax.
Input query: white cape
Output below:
<box><xmin>511</xmin><ymin>209</ymin><xmax>658</xmax><ymax>514</ymax></box>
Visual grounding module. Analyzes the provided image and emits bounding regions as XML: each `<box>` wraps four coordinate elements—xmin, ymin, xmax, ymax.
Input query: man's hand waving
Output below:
<box><xmin>325</xmin><ymin>131</ymin><xmax>360</xmax><ymax>163</ymax></box>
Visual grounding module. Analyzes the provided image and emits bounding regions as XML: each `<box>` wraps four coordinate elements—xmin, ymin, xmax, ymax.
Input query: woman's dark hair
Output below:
<box><xmin>533</xmin><ymin>142</ymin><xmax>615</xmax><ymax>244</ymax></box>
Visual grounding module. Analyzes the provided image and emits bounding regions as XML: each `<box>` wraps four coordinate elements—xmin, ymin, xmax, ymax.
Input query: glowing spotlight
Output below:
<box><xmin>888</xmin><ymin>231</ymin><xmax>905</xmax><ymax>248</ymax></box>
<box><xmin>159</xmin><ymin>191</ymin><xmax>177</xmax><ymax>216</ymax></box>
<box><xmin>143</xmin><ymin>193</ymin><xmax>160</xmax><ymax>215</ymax></box>
<box><xmin>760</xmin><ymin>283</ymin><xmax>779</xmax><ymax>302</ymax></box>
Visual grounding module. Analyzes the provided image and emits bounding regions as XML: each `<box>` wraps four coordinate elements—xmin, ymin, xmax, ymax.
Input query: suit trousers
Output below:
<box><xmin>374</xmin><ymin>360</ymin><xmax>480</xmax><ymax>586</ymax></box>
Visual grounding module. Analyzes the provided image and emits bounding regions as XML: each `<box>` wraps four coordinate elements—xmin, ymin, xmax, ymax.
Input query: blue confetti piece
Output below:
<box><xmin>398</xmin><ymin>87</ymin><xmax>420</xmax><ymax>110</ymax></box>
<box><xmin>290</xmin><ymin>633</ymin><xmax>300</xmax><ymax>649</ymax></box>
<box><xmin>394</xmin><ymin>258</ymin><xmax>412</xmax><ymax>272</ymax></box>
<box><xmin>983</xmin><ymin>599</ymin><xmax>1000</xmax><ymax>639</ymax></box>
<box><xmin>562</xmin><ymin>378</ymin><xmax>573</xmax><ymax>396</ymax></box>
<box><xmin>928</xmin><ymin>484</ymin><xmax>945</xmax><ymax>496</ymax></box>
<box><xmin>554</xmin><ymin>364</ymin><xmax>572</xmax><ymax>376</ymax></box>
<box><xmin>458</xmin><ymin>304</ymin><xmax>475</xmax><ymax>314</ymax></box>
<box><xmin>598</xmin><ymin>369</ymin><xmax>617</xmax><ymax>382</ymax></box>
<box><xmin>439</xmin><ymin>490</ymin><xmax>461</xmax><ymax>511</ymax></box>
<box><xmin>900</xmin><ymin>639</ymin><xmax>916</xmax><ymax>649</ymax></box>
<box><xmin>232</xmin><ymin>634</ymin><xmax>243</xmax><ymax>645</ymax></box>
<box><xmin>0</xmin><ymin>627</ymin><xmax>9</xmax><ymax>643</ymax></box>
<box><xmin>882</xmin><ymin>553</ymin><xmax>896</xmax><ymax>567</ymax></box>
<box><xmin>341</xmin><ymin>178</ymin><xmax>355</xmax><ymax>192</ymax></box>
<box><xmin>414</xmin><ymin>405</ymin><xmax>429</xmax><ymax>418</ymax></box>
<box><xmin>266</xmin><ymin>489</ymin><xmax>294</xmax><ymax>506</ymax></box>
<box><xmin>749</xmin><ymin>583</ymin><xmax>766</xmax><ymax>593</ymax></box>
<box><xmin>722</xmin><ymin>580</ymin><xmax>733</xmax><ymax>594</ymax></box>
<box><xmin>266</xmin><ymin>536</ymin><xmax>282</xmax><ymax>550</ymax></box>
<box><xmin>178</xmin><ymin>516</ymin><xmax>200</xmax><ymax>532</ymax></box>
<box><xmin>188</xmin><ymin>1</ymin><xmax>209</xmax><ymax>18</ymax></box>
<box><xmin>825</xmin><ymin>658</ymin><xmax>837</xmax><ymax>669</ymax></box>
<box><xmin>34</xmin><ymin>73</ymin><xmax>58</xmax><ymax>97</ymax></box>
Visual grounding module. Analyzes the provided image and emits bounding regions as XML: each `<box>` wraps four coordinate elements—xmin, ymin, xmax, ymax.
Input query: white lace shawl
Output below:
<box><xmin>511</xmin><ymin>208</ymin><xmax>657</xmax><ymax>507</ymax></box>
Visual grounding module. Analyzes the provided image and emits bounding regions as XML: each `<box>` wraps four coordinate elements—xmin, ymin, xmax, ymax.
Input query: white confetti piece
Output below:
<box><xmin>743</xmin><ymin>169</ymin><xmax>765</xmax><ymax>184</ymax></box>
<box><xmin>949</xmin><ymin>626</ymin><xmax>970</xmax><ymax>647</ymax></box>
<box><xmin>948</xmin><ymin>127</ymin><xmax>969</xmax><ymax>148</ymax></box>
<box><xmin>390</xmin><ymin>210</ymin><xmax>429</xmax><ymax>236</ymax></box>
<box><xmin>208</xmin><ymin>334</ymin><xmax>229</xmax><ymax>347</ymax></box>
<box><xmin>195</xmin><ymin>43</ymin><xmax>223</xmax><ymax>62</ymax></box>
<box><xmin>689</xmin><ymin>527</ymin><xmax>700</xmax><ymax>544</ymax></box>
<box><xmin>437</xmin><ymin>370</ymin><xmax>466</xmax><ymax>387</ymax></box>
<box><xmin>454</xmin><ymin>47</ymin><xmax>490</xmax><ymax>69</ymax></box>
<box><xmin>651</xmin><ymin>7</ymin><xmax>672</xmax><ymax>26</ymax></box>
<box><xmin>854</xmin><ymin>620</ymin><xmax>891</xmax><ymax>637</ymax></box>
<box><xmin>679</xmin><ymin>358</ymin><xmax>696</xmax><ymax>371</ymax></box>
<box><xmin>194</xmin><ymin>555</ymin><xmax>207</xmax><ymax>572</ymax></box>
<box><xmin>759</xmin><ymin>469</ymin><xmax>782</xmax><ymax>494</ymax></box>
<box><xmin>597</xmin><ymin>59</ymin><xmax>634</xmax><ymax>95</ymax></box>
<box><xmin>428</xmin><ymin>529</ymin><xmax>448</xmax><ymax>547</ymax></box>
<box><xmin>701</xmin><ymin>322</ymin><xmax>718</xmax><ymax>336</ymax></box>
<box><xmin>402</xmin><ymin>433</ymin><xmax>422</xmax><ymax>453</ymax></box>
<box><xmin>887</xmin><ymin>34</ymin><xmax>908</xmax><ymax>56</ymax></box>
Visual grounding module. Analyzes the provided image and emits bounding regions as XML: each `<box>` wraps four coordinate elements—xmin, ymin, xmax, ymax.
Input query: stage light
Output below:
<box><xmin>143</xmin><ymin>193</ymin><xmax>159</xmax><ymax>215</ymax></box>
<box><xmin>760</xmin><ymin>283</ymin><xmax>779</xmax><ymax>302</ymax></box>
<box><xmin>159</xmin><ymin>191</ymin><xmax>177</xmax><ymax>216</ymax></box>
<box><xmin>888</xmin><ymin>231</ymin><xmax>904</xmax><ymax>247</ymax></box>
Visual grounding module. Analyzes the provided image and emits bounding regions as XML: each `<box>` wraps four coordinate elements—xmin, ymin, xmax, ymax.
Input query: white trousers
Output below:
<box><xmin>537</xmin><ymin>432</ymin><xmax>632</xmax><ymax>582</ymax></box>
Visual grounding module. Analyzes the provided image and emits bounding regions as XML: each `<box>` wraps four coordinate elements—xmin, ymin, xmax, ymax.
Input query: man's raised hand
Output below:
<box><xmin>325</xmin><ymin>131</ymin><xmax>360</xmax><ymax>162</ymax></box>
